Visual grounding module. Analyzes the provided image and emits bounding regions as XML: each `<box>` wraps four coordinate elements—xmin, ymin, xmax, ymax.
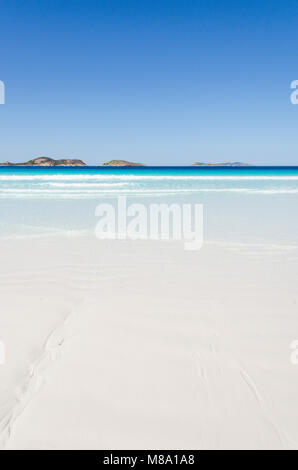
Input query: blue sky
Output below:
<box><xmin>0</xmin><ymin>0</ymin><xmax>297</xmax><ymax>165</ymax></box>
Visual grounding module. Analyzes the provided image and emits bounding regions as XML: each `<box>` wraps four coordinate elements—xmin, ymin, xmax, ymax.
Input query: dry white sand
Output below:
<box><xmin>0</xmin><ymin>235</ymin><xmax>298</xmax><ymax>449</ymax></box>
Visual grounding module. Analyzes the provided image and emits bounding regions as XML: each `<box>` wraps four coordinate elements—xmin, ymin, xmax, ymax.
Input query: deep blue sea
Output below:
<box><xmin>1</xmin><ymin>166</ymin><xmax>298</xmax><ymax>245</ymax></box>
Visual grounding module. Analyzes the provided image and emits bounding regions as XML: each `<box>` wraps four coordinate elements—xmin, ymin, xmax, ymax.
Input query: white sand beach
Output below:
<box><xmin>1</xmin><ymin>234</ymin><xmax>298</xmax><ymax>450</ymax></box>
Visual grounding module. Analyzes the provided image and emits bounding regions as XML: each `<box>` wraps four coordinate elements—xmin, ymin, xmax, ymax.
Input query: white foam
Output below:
<box><xmin>1</xmin><ymin>187</ymin><xmax>298</xmax><ymax>199</ymax></box>
<box><xmin>47</xmin><ymin>182</ymin><xmax>133</xmax><ymax>187</ymax></box>
<box><xmin>1</xmin><ymin>174</ymin><xmax>298</xmax><ymax>182</ymax></box>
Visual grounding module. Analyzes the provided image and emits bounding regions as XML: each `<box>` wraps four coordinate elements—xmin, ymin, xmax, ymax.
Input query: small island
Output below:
<box><xmin>192</xmin><ymin>162</ymin><xmax>250</xmax><ymax>166</ymax></box>
<box><xmin>0</xmin><ymin>157</ymin><xmax>87</xmax><ymax>167</ymax></box>
<box><xmin>102</xmin><ymin>160</ymin><xmax>145</xmax><ymax>167</ymax></box>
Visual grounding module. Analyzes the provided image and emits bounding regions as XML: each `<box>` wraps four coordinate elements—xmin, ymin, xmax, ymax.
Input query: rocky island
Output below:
<box><xmin>102</xmin><ymin>160</ymin><xmax>145</xmax><ymax>167</ymax></box>
<box><xmin>0</xmin><ymin>157</ymin><xmax>87</xmax><ymax>166</ymax></box>
<box><xmin>192</xmin><ymin>162</ymin><xmax>250</xmax><ymax>166</ymax></box>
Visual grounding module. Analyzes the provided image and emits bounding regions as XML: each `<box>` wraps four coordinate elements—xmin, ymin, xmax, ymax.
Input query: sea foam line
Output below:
<box><xmin>1</xmin><ymin>188</ymin><xmax>298</xmax><ymax>194</ymax></box>
<box><xmin>1</xmin><ymin>174</ymin><xmax>298</xmax><ymax>181</ymax></box>
<box><xmin>47</xmin><ymin>182</ymin><xmax>133</xmax><ymax>187</ymax></box>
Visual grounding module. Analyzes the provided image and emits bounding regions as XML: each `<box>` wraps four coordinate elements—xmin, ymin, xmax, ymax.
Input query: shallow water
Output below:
<box><xmin>0</xmin><ymin>166</ymin><xmax>298</xmax><ymax>246</ymax></box>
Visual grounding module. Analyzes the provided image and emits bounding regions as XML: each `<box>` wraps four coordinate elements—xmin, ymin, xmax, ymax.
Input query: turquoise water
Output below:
<box><xmin>1</xmin><ymin>166</ymin><xmax>298</xmax><ymax>198</ymax></box>
<box><xmin>1</xmin><ymin>166</ymin><xmax>298</xmax><ymax>244</ymax></box>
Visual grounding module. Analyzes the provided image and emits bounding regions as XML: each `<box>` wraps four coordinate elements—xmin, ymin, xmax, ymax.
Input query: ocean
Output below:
<box><xmin>0</xmin><ymin>166</ymin><xmax>298</xmax><ymax>245</ymax></box>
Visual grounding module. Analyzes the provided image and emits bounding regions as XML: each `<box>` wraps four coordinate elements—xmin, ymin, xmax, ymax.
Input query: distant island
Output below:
<box><xmin>192</xmin><ymin>162</ymin><xmax>250</xmax><ymax>166</ymax></box>
<box><xmin>0</xmin><ymin>157</ymin><xmax>87</xmax><ymax>167</ymax></box>
<box><xmin>102</xmin><ymin>160</ymin><xmax>145</xmax><ymax>167</ymax></box>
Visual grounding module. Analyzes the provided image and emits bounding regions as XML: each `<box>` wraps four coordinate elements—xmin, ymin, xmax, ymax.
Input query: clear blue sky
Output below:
<box><xmin>0</xmin><ymin>0</ymin><xmax>297</xmax><ymax>165</ymax></box>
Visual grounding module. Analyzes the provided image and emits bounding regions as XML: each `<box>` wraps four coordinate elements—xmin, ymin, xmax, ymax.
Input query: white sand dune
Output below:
<box><xmin>0</xmin><ymin>235</ymin><xmax>298</xmax><ymax>449</ymax></box>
